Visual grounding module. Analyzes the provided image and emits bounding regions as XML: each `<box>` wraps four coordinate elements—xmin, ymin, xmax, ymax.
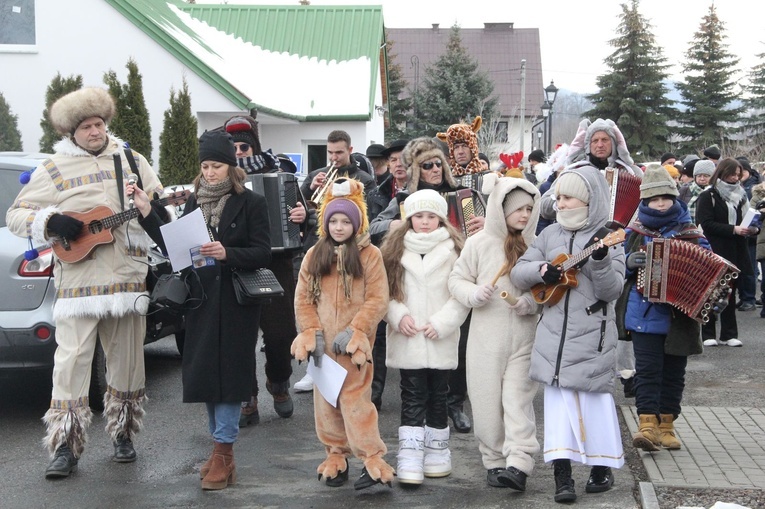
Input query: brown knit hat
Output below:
<box><xmin>640</xmin><ymin>163</ymin><xmax>679</xmax><ymax>200</ymax></box>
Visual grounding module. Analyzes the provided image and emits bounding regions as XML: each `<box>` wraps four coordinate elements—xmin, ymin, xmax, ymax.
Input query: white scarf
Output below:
<box><xmin>557</xmin><ymin>206</ymin><xmax>589</xmax><ymax>231</ymax></box>
<box><xmin>716</xmin><ymin>181</ymin><xmax>747</xmax><ymax>225</ymax></box>
<box><xmin>404</xmin><ymin>227</ymin><xmax>451</xmax><ymax>255</ymax></box>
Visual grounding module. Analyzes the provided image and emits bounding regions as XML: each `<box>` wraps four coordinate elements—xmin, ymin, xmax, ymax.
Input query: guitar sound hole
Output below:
<box><xmin>88</xmin><ymin>221</ymin><xmax>103</xmax><ymax>234</ymax></box>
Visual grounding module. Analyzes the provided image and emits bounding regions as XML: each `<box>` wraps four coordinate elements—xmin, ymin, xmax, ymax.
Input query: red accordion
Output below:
<box><xmin>636</xmin><ymin>238</ymin><xmax>740</xmax><ymax>323</ymax></box>
<box><xmin>604</xmin><ymin>167</ymin><xmax>642</xmax><ymax>228</ymax></box>
<box><xmin>443</xmin><ymin>189</ymin><xmax>486</xmax><ymax>238</ymax></box>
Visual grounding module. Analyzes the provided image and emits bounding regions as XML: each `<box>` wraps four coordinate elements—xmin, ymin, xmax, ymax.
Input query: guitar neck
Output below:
<box><xmin>561</xmin><ymin>243</ymin><xmax>599</xmax><ymax>271</ymax></box>
<box><xmin>101</xmin><ymin>196</ymin><xmax>172</xmax><ymax>230</ymax></box>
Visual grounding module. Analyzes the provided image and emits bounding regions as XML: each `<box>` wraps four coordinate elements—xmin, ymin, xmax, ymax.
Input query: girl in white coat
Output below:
<box><xmin>448</xmin><ymin>174</ymin><xmax>542</xmax><ymax>491</ymax></box>
<box><xmin>379</xmin><ymin>189</ymin><xmax>470</xmax><ymax>485</ymax></box>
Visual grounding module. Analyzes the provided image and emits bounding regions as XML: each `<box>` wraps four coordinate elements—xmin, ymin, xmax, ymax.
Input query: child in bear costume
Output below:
<box><xmin>291</xmin><ymin>178</ymin><xmax>394</xmax><ymax>490</ymax></box>
<box><xmin>448</xmin><ymin>173</ymin><xmax>542</xmax><ymax>491</ymax></box>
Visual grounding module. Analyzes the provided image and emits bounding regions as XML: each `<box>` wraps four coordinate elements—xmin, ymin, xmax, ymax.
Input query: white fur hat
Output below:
<box><xmin>49</xmin><ymin>87</ymin><xmax>115</xmax><ymax>135</ymax></box>
<box><xmin>404</xmin><ymin>189</ymin><xmax>448</xmax><ymax>221</ymax></box>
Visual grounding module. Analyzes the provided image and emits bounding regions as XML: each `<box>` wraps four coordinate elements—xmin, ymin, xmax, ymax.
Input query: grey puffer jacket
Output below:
<box><xmin>510</xmin><ymin>163</ymin><xmax>626</xmax><ymax>393</ymax></box>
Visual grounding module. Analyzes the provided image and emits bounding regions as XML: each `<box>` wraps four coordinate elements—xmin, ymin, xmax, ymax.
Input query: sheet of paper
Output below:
<box><xmin>739</xmin><ymin>207</ymin><xmax>760</xmax><ymax>228</ymax></box>
<box><xmin>307</xmin><ymin>354</ymin><xmax>348</xmax><ymax>408</ymax></box>
<box><xmin>159</xmin><ymin>208</ymin><xmax>212</xmax><ymax>271</ymax></box>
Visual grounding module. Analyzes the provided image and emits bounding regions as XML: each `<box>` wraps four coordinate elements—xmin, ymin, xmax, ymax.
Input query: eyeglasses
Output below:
<box><xmin>234</xmin><ymin>143</ymin><xmax>251</xmax><ymax>152</ymax></box>
<box><xmin>421</xmin><ymin>161</ymin><xmax>443</xmax><ymax>170</ymax></box>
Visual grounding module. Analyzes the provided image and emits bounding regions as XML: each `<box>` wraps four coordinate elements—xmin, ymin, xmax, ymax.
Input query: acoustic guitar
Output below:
<box><xmin>52</xmin><ymin>190</ymin><xmax>191</xmax><ymax>263</ymax></box>
<box><xmin>531</xmin><ymin>228</ymin><xmax>626</xmax><ymax>306</ymax></box>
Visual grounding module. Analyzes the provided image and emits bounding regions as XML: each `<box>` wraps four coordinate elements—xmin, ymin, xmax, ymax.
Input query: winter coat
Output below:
<box><xmin>511</xmin><ymin>163</ymin><xmax>626</xmax><ymax>393</ymax></box>
<box><xmin>618</xmin><ymin>201</ymin><xmax>704</xmax><ymax>356</ymax></box>
<box><xmin>695</xmin><ymin>186</ymin><xmax>753</xmax><ymax>276</ymax></box>
<box><xmin>449</xmin><ymin>175</ymin><xmax>541</xmax><ymax>371</ymax></box>
<box><xmin>5</xmin><ymin>136</ymin><xmax>163</xmax><ymax>319</ymax></box>
<box><xmin>752</xmin><ymin>184</ymin><xmax>765</xmax><ymax>261</ymax></box>
<box><xmin>367</xmin><ymin>173</ymin><xmax>397</xmax><ymax>221</ymax></box>
<box><xmin>142</xmin><ymin>191</ymin><xmax>272</xmax><ymax>403</ymax></box>
<box><xmin>386</xmin><ymin>231</ymin><xmax>469</xmax><ymax>370</ymax></box>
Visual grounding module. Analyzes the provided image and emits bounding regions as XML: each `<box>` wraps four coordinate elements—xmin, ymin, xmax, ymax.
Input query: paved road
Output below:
<box><xmin>1</xmin><ymin>309</ymin><xmax>761</xmax><ymax>508</ymax></box>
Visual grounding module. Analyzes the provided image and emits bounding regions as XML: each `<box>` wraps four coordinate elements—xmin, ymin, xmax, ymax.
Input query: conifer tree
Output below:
<box><xmin>104</xmin><ymin>58</ymin><xmax>153</xmax><ymax>163</ymax></box>
<box><xmin>383</xmin><ymin>35</ymin><xmax>411</xmax><ymax>141</ymax></box>
<box><xmin>0</xmin><ymin>92</ymin><xmax>23</xmax><ymax>151</ymax></box>
<box><xmin>675</xmin><ymin>4</ymin><xmax>743</xmax><ymax>155</ymax></box>
<box><xmin>744</xmin><ymin>51</ymin><xmax>765</xmax><ymax>156</ymax></box>
<box><xmin>39</xmin><ymin>73</ymin><xmax>82</xmax><ymax>152</ymax></box>
<box><xmin>159</xmin><ymin>78</ymin><xmax>198</xmax><ymax>186</ymax></box>
<box><xmin>584</xmin><ymin>0</ymin><xmax>675</xmax><ymax>159</ymax></box>
<box><xmin>407</xmin><ymin>25</ymin><xmax>498</xmax><ymax>137</ymax></box>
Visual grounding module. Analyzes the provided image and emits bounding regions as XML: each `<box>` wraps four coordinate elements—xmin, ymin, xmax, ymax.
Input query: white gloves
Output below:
<box><xmin>508</xmin><ymin>296</ymin><xmax>533</xmax><ymax>316</ymax></box>
<box><xmin>470</xmin><ymin>284</ymin><xmax>497</xmax><ymax>307</ymax></box>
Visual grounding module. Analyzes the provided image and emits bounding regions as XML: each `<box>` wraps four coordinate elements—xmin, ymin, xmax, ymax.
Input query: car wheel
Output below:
<box><xmin>174</xmin><ymin>330</ymin><xmax>185</xmax><ymax>356</ymax></box>
<box><xmin>89</xmin><ymin>337</ymin><xmax>107</xmax><ymax>412</ymax></box>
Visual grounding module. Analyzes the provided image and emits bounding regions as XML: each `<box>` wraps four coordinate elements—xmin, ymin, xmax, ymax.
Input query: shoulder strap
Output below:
<box><xmin>114</xmin><ymin>154</ymin><xmax>124</xmax><ymax>210</ymax></box>
<box><xmin>123</xmin><ymin>147</ymin><xmax>145</xmax><ymax>191</ymax></box>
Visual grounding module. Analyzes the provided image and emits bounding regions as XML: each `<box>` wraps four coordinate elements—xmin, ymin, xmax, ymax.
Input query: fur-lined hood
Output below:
<box><xmin>481</xmin><ymin>173</ymin><xmax>540</xmax><ymax>244</ymax></box>
<box><xmin>402</xmin><ymin>137</ymin><xmax>456</xmax><ymax>192</ymax></box>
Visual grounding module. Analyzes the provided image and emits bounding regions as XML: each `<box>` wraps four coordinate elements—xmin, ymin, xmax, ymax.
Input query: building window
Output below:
<box><xmin>497</xmin><ymin>121</ymin><xmax>508</xmax><ymax>137</ymax></box>
<box><xmin>0</xmin><ymin>0</ymin><xmax>36</xmax><ymax>52</ymax></box>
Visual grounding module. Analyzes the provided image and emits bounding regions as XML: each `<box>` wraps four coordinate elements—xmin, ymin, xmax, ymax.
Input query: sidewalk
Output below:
<box><xmin>622</xmin><ymin>405</ymin><xmax>765</xmax><ymax>504</ymax></box>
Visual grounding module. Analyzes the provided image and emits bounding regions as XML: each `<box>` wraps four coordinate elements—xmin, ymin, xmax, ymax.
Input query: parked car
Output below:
<box><xmin>0</xmin><ymin>152</ymin><xmax>184</xmax><ymax>410</ymax></box>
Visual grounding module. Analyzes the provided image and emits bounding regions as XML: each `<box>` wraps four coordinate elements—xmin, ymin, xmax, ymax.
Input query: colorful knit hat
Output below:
<box><xmin>317</xmin><ymin>178</ymin><xmax>369</xmax><ymax>238</ymax></box>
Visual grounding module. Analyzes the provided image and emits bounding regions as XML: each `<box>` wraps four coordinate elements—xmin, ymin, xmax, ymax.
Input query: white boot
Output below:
<box><xmin>423</xmin><ymin>425</ymin><xmax>451</xmax><ymax>478</ymax></box>
<box><xmin>397</xmin><ymin>426</ymin><xmax>425</xmax><ymax>484</ymax></box>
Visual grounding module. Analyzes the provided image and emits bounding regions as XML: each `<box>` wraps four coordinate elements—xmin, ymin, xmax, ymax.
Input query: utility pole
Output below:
<box><xmin>519</xmin><ymin>59</ymin><xmax>526</xmax><ymax>153</ymax></box>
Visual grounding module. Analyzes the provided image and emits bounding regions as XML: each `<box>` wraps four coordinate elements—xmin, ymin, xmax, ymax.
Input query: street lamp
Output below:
<box><xmin>536</xmin><ymin>129</ymin><xmax>543</xmax><ymax>151</ymax></box>
<box><xmin>541</xmin><ymin>100</ymin><xmax>551</xmax><ymax>153</ymax></box>
<box><xmin>544</xmin><ymin>80</ymin><xmax>559</xmax><ymax>154</ymax></box>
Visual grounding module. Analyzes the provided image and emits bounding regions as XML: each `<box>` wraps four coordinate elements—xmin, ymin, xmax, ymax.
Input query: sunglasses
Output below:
<box><xmin>421</xmin><ymin>161</ymin><xmax>443</xmax><ymax>170</ymax></box>
<box><xmin>235</xmin><ymin>143</ymin><xmax>251</xmax><ymax>152</ymax></box>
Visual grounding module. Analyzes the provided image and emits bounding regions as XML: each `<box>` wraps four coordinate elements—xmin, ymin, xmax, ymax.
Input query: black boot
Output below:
<box><xmin>447</xmin><ymin>391</ymin><xmax>471</xmax><ymax>433</ymax></box>
<box><xmin>113</xmin><ymin>433</ymin><xmax>137</xmax><ymax>463</ymax></box>
<box><xmin>45</xmin><ymin>444</ymin><xmax>78</xmax><ymax>479</ymax></box>
<box><xmin>553</xmin><ymin>459</ymin><xmax>576</xmax><ymax>503</ymax></box>
<box><xmin>370</xmin><ymin>322</ymin><xmax>387</xmax><ymax>411</ymax></box>
<box><xmin>267</xmin><ymin>380</ymin><xmax>294</xmax><ymax>418</ymax></box>
<box><xmin>585</xmin><ymin>465</ymin><xmax>614</xmax><ymax>493</ymax></box>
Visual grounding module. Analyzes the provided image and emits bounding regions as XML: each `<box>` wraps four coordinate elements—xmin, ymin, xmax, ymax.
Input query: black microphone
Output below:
<box><xmin>127</xmin><ymin>173</ymin><xmax>138</xmax><ymax>209</ymax></box>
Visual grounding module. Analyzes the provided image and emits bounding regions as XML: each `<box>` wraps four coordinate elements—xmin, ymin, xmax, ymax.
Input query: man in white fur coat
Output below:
<box><xmin>6</xmin><ymin>87</ymin><xmax>164</xmax><ymax>479</ymax></box>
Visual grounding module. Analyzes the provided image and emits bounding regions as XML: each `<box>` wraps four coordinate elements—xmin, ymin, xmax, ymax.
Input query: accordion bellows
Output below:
<box><xmin>637</xmin><ymin>238</ymin><xmax>740</xmax><ymax>323</ymax></box>
<box><xmin>605</xmin><ymin>168</ymin><xmax>641</xmax><ymax>228</ymax></box>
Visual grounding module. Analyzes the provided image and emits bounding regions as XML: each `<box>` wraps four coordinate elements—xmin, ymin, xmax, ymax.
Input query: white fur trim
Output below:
<box><xmin>332</xmin><ymin>179</ymin><xmax>352</xmax><ymax>197</ymax></box>
<box><xmin>53</xmin><ymin>292</ymin><xmax>149</xmax><ymax>320</ymax></box>
<box><xmin>53</xmin><ymin>134</ymin><xmax>125</xmax><ymax>157</ymax></box>
<box><xmin>31</xmin><ymin>205</ymin><xmax>61</xmax><ymax>246</ymax></box>
<box><xmin>42</xmin><ymin>406</ymin><xmax>93</xmax><ymax>458</ymax></box>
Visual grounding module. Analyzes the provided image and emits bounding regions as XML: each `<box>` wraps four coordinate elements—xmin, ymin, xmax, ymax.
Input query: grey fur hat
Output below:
<box><xmin>49</xmin><ymin>87</ymin><xmax>115</xmax><ymax>135</ymax></box>
<box><xmin>402</xmin><ymin>137</ymin><xmax>456</xmax><ymax>192</ymax></box>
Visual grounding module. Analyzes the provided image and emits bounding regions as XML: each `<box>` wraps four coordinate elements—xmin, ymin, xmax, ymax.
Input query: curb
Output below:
<box><xmin>639</xmin><ymin>481</ymin><xmax>661</xmax><ymax>509</ymax></box>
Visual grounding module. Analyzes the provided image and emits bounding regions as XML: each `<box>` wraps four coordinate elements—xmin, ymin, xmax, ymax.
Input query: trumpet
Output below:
<box><xmin>308</xmin><ymin>162</ymin><xmax>338</xmax><ymax>209</ymax></box>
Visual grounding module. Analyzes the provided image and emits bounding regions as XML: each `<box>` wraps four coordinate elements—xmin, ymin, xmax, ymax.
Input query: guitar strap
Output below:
<box><xmin>114</xmin><ymin>153</ymin><xmax>125</xmax><ymax>210</ymax></box>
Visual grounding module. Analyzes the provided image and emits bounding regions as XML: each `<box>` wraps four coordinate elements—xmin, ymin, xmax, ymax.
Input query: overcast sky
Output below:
<box><xmin>198</xmin><ymin>0</ymin><xmax>764</xmax><ymax>95</ymax></box>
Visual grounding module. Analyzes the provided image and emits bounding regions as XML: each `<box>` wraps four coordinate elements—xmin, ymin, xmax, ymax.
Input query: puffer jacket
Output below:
<box><xmin>510</xmin><ymin>163</ymin><xmax>626</xmax><ymax>393</ymax></box>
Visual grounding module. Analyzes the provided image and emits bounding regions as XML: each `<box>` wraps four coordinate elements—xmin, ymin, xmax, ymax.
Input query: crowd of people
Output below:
<box><xmin>7</xmin><ymin>85</ymin><xmax>762</xmax><ymax>503</ymax></box>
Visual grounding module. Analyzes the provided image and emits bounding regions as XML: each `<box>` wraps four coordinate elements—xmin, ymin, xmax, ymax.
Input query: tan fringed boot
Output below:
<box><xmin>201</xmin><ymin>442</ymin><xmax>236</xmax><ymax>490</ymax></box>
<box><xmin>632</xmin><ymin>414</ymin><xmax>661</xmax><ymax>452</ymax></box>
<box><xmin>659</xmin><ymin>414</ymin><xmax>682</xmax><ymax>450</ymax></box>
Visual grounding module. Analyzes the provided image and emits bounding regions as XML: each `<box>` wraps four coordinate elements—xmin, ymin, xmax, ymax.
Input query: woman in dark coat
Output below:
<box><xmin>134</xmin><ymin>130</ymin><xmax>271</xmax><ymax>490</ymax></box>
<box><xmin>695</xmin><ymin>158</ymin><xmax>758</xmax><ymax>347</ymax></box>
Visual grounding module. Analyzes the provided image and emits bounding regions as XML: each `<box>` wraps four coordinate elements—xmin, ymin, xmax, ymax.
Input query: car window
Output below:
<box><xmin>0</xmin><ymin>170</ymin><xmax>23</xmax><ymax>228</ymax></box>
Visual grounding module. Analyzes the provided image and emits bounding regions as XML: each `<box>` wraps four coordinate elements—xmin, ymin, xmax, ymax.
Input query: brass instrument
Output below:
<box><xmin>308</xmin><ymin>162</ymin><xmax>338</xmax><ymax>209</ymax></box>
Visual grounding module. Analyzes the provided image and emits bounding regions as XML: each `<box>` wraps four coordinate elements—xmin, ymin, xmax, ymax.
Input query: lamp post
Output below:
<box><xmin>544</xmin><ymin>80</ymin><xmax>559</xmax><ymax>154</ymax></box>
<box><xmin>541</xmin><ymin>100</ymin><xmax>551</xmax><ymax>154</ymax></box>
<box><xmin>536</xmin><ymin>129</ymin><xmax>543</xmax><ymax>151</ymax></box>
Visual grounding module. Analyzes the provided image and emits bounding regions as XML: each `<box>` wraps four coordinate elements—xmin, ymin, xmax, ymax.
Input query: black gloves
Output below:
<box><xmin>626</xmin><ymin>251</ymin><xmax>647</xmax><ymax>270</ymax></box>
<box><xmin>541</xmin><ymin>263</ymin><xmax>562</xmax><ymax>284</ymax></box>
<box><xmin>591</xmin><ymin>243</ymin><xmax>609</xmax><ymax>260</ymax></box>
<box><xmin>47</xmin><ymin>214</ymin><xmax>84</xmax><ymax>241</ymax></box>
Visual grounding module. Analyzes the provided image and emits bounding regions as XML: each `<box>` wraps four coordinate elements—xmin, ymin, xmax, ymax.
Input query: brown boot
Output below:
<box><xmin>199</xmin><ymin>443</ymin><xmax>216</xmax><ymax>479</ymax></box>
<box><xmin>632</xmin><ymin>414</ymin><xmax>661</xmax><ymax>452</ymax></box>
<box><xmin>201</xmin><ymin>442</ymin><xmax>236</xmax><ymax>490</ymax></box>
<box><xmin>659</xmin><ymin>414</ymin><xmax>681</xmax><ymax>450</ymax></box>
